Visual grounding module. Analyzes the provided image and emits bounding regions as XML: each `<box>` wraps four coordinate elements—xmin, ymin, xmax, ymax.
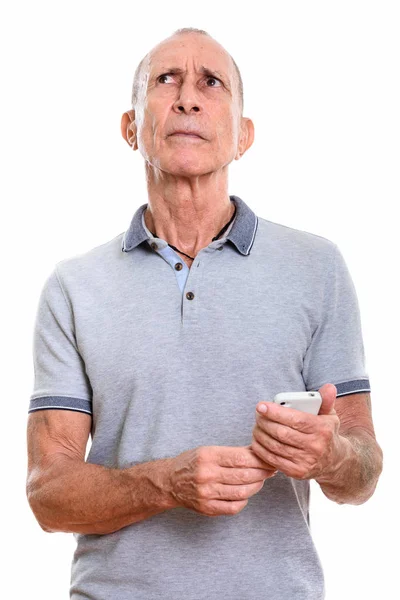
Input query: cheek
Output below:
<box><xmin>136</xmin><ymin>116</ymin><xmax>160</xmax><ymax>155</ymax></box>
<box><xmin>213</xmin><ymin>113</ymin><xmax>239</xmax><ymax>149</ymax></box>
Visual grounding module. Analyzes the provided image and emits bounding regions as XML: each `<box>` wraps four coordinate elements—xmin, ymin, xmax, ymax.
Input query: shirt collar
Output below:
<box><xmin>121</xmin><ymin>194</ymin><xmax>258</xmax><ymax>256</ymax></box>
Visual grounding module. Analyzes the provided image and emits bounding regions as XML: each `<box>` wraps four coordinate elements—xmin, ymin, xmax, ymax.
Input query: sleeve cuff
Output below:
<box><xmin>28</xmin><ymin>396</ymin><xmax>92</xmax><ymax>415</ymax></box>
<box><xmin>334</xmin><ymin>379</ymin><xmax>371</xmax><ymax>397</ymax></box>
<box><xmin>307</xmin><ymin>378</ymin><xmax>371</xmax><ymax>397</ymax></box>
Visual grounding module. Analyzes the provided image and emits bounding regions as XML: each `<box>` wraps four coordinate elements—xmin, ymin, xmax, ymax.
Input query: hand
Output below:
<box><xmin>250</xmin><ymin>384</ymin><xmax>343</xmax><ymax>480</ymax></box>
<box><xmin>168</xmin><ymin>445</ymin><xmax>278</xmax><ymax>517</ymax></box>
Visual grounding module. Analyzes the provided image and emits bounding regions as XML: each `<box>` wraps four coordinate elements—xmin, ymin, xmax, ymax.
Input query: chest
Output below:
<box><xmin>74</xmin><ymin>261</ymin><xmax>317</xmax><ymax>400</ymax></box>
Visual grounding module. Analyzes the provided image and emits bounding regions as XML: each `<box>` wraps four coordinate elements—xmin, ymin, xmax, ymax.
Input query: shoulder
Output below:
<box><xmin>256</xmin><ymin>216</ymin><xmax>338</xmax><ymax>268</ymax></box>
<box><xmin>55</xmin><ymin>233</ymin><xmax>125</xmax><ymax>286</ymax></box>
<box><xmin>257</xmin><ymin>215</ymin><xmax>336</xmax><ymax>251</ymax></box>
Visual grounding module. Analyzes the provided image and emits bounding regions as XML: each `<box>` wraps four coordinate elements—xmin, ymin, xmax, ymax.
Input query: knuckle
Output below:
<box><xmin>201</xmin><ymin>483</ymin><xmax>213</xmax><ymax>499</ymax></box>
<box><xmin>278</xmin><ymin>427</ymin><xmax>290</xmax><ymax>443</ymax></box>
<box><xmin>195</xmin><ymin>465</ymin><xmax>209</xmax><ymax>484</ymax></box>
<box><xmin>234</xmin><ymin>451</ymin><xmax>247</xmax><ymax>467</ymax></box>
<box><xmin>289</xmin><ymin>414</ymin><xmax>300</xmax><ymax>428</ymax></box>
<box><xmin>196</xmin><ymin>485</ymin><xmax>206</xmax><ymax>499</ymax></box>
<box><xmin>197</xmin><ymin>446</ymin><xmax>209</xmax><ymax>463</ymax></box>
<box><xmin>296</xmin><ymin>418</ymin><xmax>307</xmax><ymax>430</ymax></box>
<box><xmin>236</xmin><ymin>485</ymin><xmax>249</xmax><ymax>500</ymax></box>
<box><xmin>229</xmin><ymin>486</ymin><xmax>241</xmax><ymax>500</ymax></box>
<box><xmin>310</xmin><ymin>440</ymin><xmax>322</xmax><ymax>456</ymax></box>
<box><xmin>240</xmin><ymin>469</ymin><xmax>252</xmax><ymax>483</ymax></box>
<box><xmin>194</xmin><ymin>446</ymin><xmax>208</xmax><ymax>466</ymax></box>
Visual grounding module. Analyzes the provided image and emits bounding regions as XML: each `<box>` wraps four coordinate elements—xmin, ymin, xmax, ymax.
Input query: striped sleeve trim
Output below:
<box><xmin>28</xmin><ymin>396</ymin><xmax>92</xmax><ymax>415</ymax></box>
<box><xmin>334</xmin><ymin>379</ymin><xmax>371</xmax><ymax>397</ymax></box>
<box><xmin>308</xmin><ymin>378</ymin><xmax>371</xmax><ymax>397</ymax></box>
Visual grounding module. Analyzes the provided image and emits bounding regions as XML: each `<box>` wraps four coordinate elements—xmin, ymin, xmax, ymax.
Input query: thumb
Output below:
<box><xmin>317</xmin><ymin>383</ymin><xmax>337</xmax><ymax>415</ymax></box>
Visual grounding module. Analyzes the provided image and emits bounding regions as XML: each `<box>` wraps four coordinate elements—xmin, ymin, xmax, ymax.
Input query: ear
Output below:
<box><xmin>120</xmin><ymin>109</ymin><xmax>138</xmax><ymax>150</ymax></box>
<box><xmin>235</xmin><ymin>117</ymin><xmax>254</xmax><ymax>160</ymax></box>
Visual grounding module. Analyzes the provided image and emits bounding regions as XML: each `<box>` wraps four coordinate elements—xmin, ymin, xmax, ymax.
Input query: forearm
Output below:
<box><xmin>27</xmin><ymin>454</ymin><xmax>178</xmax><ymax>535</ymax></box>
<box><xmin>315</xmin><ymin>428</ymin><xmax>383</xmax><ymax>505</ymax></box>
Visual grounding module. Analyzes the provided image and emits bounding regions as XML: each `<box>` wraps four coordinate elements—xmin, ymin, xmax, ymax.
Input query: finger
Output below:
<box><xmin>257</xmin><ymin>402</ymin><xmax>317</xmax><ymax>433</ymax></box>
<box><xmin>217</xmin><ymin>445</ymin><xmax>276</xmax><ymax>470</ymax></box>
<box><xmin>218</xmin><ymin>466</ymin><xmax>276</xmax><ymax>485</ymax></box>
<box><xmin>256</xmin><ymin>415</ymin><xmax>307</xmax><ymax>450</ymax></box>
<box><xmin>251</xmin><ymin>439</ymin><xmax>304</xmax><ymax>479</ymax></box>
<box><xmin>245</xmin><ymin>444</ymin><xmax>277</xmax><ymax>470</ymax></box>
<box><xmin>253</xmin><ymin>426</ymin><xmax>307</xmax><ymax>462</ymax></box>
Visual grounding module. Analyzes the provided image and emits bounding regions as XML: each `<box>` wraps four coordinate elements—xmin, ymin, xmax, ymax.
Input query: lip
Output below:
<box><xmin>169</xmin><ymin>130</ymin><xmax>205</xmax><ymax>139</ymax></box>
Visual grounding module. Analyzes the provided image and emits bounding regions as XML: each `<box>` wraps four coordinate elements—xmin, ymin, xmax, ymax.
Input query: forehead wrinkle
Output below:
<box><xmin>200</xmin><ymin>66</ymin><xmax>229</xmax><ymax>85</ymax></box>
<box><xmin>148</xmin><ymin>61</ymin><xmax>232</xmax><ymax>88</ymax></box>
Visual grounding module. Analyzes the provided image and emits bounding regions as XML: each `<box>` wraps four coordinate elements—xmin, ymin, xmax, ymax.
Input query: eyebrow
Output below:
<box><xmin>152</xmin><ymin>65</ymin><xmax>228</xmax><ymax>84</ymax></box>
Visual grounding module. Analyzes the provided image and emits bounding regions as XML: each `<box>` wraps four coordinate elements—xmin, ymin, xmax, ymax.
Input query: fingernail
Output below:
<box><xmin>257</xmin><ymin>404</ymin><xmax>267</xmax><ymax>414</ymax></box>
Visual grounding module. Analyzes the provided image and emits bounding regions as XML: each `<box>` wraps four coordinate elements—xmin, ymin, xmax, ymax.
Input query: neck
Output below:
<box><xmin>143</xmin><ymin>165</ymin><xmax>235</xmax><ymax>258</ymax></box>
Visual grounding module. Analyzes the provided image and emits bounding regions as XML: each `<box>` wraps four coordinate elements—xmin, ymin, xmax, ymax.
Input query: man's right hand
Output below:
<box><xmin>166</xmin><ymin>445</ymin><xmax>278</xmax><ymax>517</ymax></box>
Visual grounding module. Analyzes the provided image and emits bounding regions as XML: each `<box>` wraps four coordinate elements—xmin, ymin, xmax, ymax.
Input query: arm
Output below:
<box><xmin>26</xmin><ymin>410</ymin><xmax>178</xmax><ymax>535</ymax></box>
<box><xmin>315</xmin><ymin>392</ymin><xmax>383</xmax><ymax>505</ymax></box>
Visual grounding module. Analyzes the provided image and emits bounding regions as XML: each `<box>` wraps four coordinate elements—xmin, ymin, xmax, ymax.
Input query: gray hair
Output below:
<box><xmin>130</xmin><ymin>27</ymin><xmax>244</xmax><ymax>114</ymax></box>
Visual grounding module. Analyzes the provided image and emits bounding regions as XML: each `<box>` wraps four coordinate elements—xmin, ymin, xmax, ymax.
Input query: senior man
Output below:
<box><xmin>26</xmin><ymin>27</ymin><xmax>383</xmax><ymax>600</ymax></box>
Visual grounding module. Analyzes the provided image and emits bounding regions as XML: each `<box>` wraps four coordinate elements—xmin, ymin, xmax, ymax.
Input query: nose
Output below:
<box><xmin>172</xmin><ymin>79</ymin><xmax>201</xmax><ymax>114</ymax></box>
<box><xmin>176</xmin><ymin>105</ymin><xmax>200</xmax><ymax>113</ymax></box>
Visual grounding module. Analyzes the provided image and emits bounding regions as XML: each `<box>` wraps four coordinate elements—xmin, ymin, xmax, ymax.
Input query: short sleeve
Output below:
<box><xmin>301</xmin><ymin>243</ymin><xmax>371</xmax><ymax>398</ymax></box>
<box><xmin>28</xmin><ymin>266</ymin><xmax>93</xmax><ymax>415</ymax></box>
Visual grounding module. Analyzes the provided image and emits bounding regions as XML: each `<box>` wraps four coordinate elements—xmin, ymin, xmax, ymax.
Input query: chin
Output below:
<box><xmin>157</xmin><ymin>156</ymin><xmax>219</xmax><ymax>178</ymax></box>
<box><xmin>167</xmin><ymin>164</ymin><xmax>213</xmax><ymax>177</ymax></box>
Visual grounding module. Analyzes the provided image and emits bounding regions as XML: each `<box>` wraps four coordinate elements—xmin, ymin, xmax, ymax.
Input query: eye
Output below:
<box><xmin>157</xmin><ymin>74</ymin><xmax>174</xmax><ymax>84</ymax></box>
<box><xmin>206</xmin><ymin>76</ymin><xmax>222</xmax><ymax>87</ymax></box>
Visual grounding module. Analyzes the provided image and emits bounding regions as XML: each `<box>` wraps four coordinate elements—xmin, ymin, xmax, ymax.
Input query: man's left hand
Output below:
<box><xmin>250</xmin><ymin>383</ymin><xmax>345</xmax><ymax>480</ymax></box>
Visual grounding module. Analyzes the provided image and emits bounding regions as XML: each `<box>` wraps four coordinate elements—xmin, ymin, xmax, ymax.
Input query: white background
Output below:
<box><xmin>2</xmin><ymin>1</ymin><xmax>399</xmax><ymax>598</ymax></box>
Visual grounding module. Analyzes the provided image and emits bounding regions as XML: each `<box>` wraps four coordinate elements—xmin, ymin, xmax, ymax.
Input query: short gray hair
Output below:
<box><xmin>130</xmin><ymin>27</ymin><xmax>244</xmax><ymax>114</ymax></box>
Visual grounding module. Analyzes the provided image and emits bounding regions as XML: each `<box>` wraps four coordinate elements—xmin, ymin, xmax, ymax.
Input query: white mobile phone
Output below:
<box><xmin>273</xmin><ymin>392</ymin><xmax>322</xmax><ymax>415</ymax></box>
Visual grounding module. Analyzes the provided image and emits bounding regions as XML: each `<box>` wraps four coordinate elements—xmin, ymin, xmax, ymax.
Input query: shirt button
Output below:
<box><xmin>150</xmin><ymin>242</ymin><xmax>158</xmax><ymax>250</ymax></box>
<box><xmin>175</xmin><ymin>262</ymin><xmax>183</xmax><ymax>271</ymax></box>
<box><xmin>186</xmin><ymin>291</ymin><xmax>195</xmax><ymax>300</ymax></box>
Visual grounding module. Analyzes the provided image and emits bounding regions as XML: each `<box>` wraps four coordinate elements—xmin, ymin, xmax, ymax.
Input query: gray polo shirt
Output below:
<box><xmin>28</xmin><ymin>194</ymin><xmax>371</xmax><ymax>600</ymax></box>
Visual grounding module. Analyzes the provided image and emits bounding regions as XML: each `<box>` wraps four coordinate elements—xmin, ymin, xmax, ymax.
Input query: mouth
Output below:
<box><xmin>168</xmin><ymin>131</ymin><xmax>205</xmax><ymax>140</ymax></box>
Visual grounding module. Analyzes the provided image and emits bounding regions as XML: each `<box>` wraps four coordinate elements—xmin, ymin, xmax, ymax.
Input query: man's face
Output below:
<box><xmin>131</xmin><ymin>34</ymin><xmax>246</xmax><ymax>177</ymax></box>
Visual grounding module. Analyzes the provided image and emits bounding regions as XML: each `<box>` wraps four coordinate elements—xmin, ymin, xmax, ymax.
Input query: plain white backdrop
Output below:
<box><xmin>2</xmin><ymin>1</ymin><xmax>399</xmax><ymax>598</ymax></box>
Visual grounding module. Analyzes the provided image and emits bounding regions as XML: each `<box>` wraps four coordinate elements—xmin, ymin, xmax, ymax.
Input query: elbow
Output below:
<box><xmin>26</xmin><ymin>474</ymin><xmax>59</xmax><ymax>533</ymax></box>
<box><xmin>26</xmin><ymin>493</ymin><xmax>53</xmax><ymax>533</ymax></box>
<box><xmin>27</xmin><ymin>493</ymin><xmax>61</xmax><ymax>533</ymax></box>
